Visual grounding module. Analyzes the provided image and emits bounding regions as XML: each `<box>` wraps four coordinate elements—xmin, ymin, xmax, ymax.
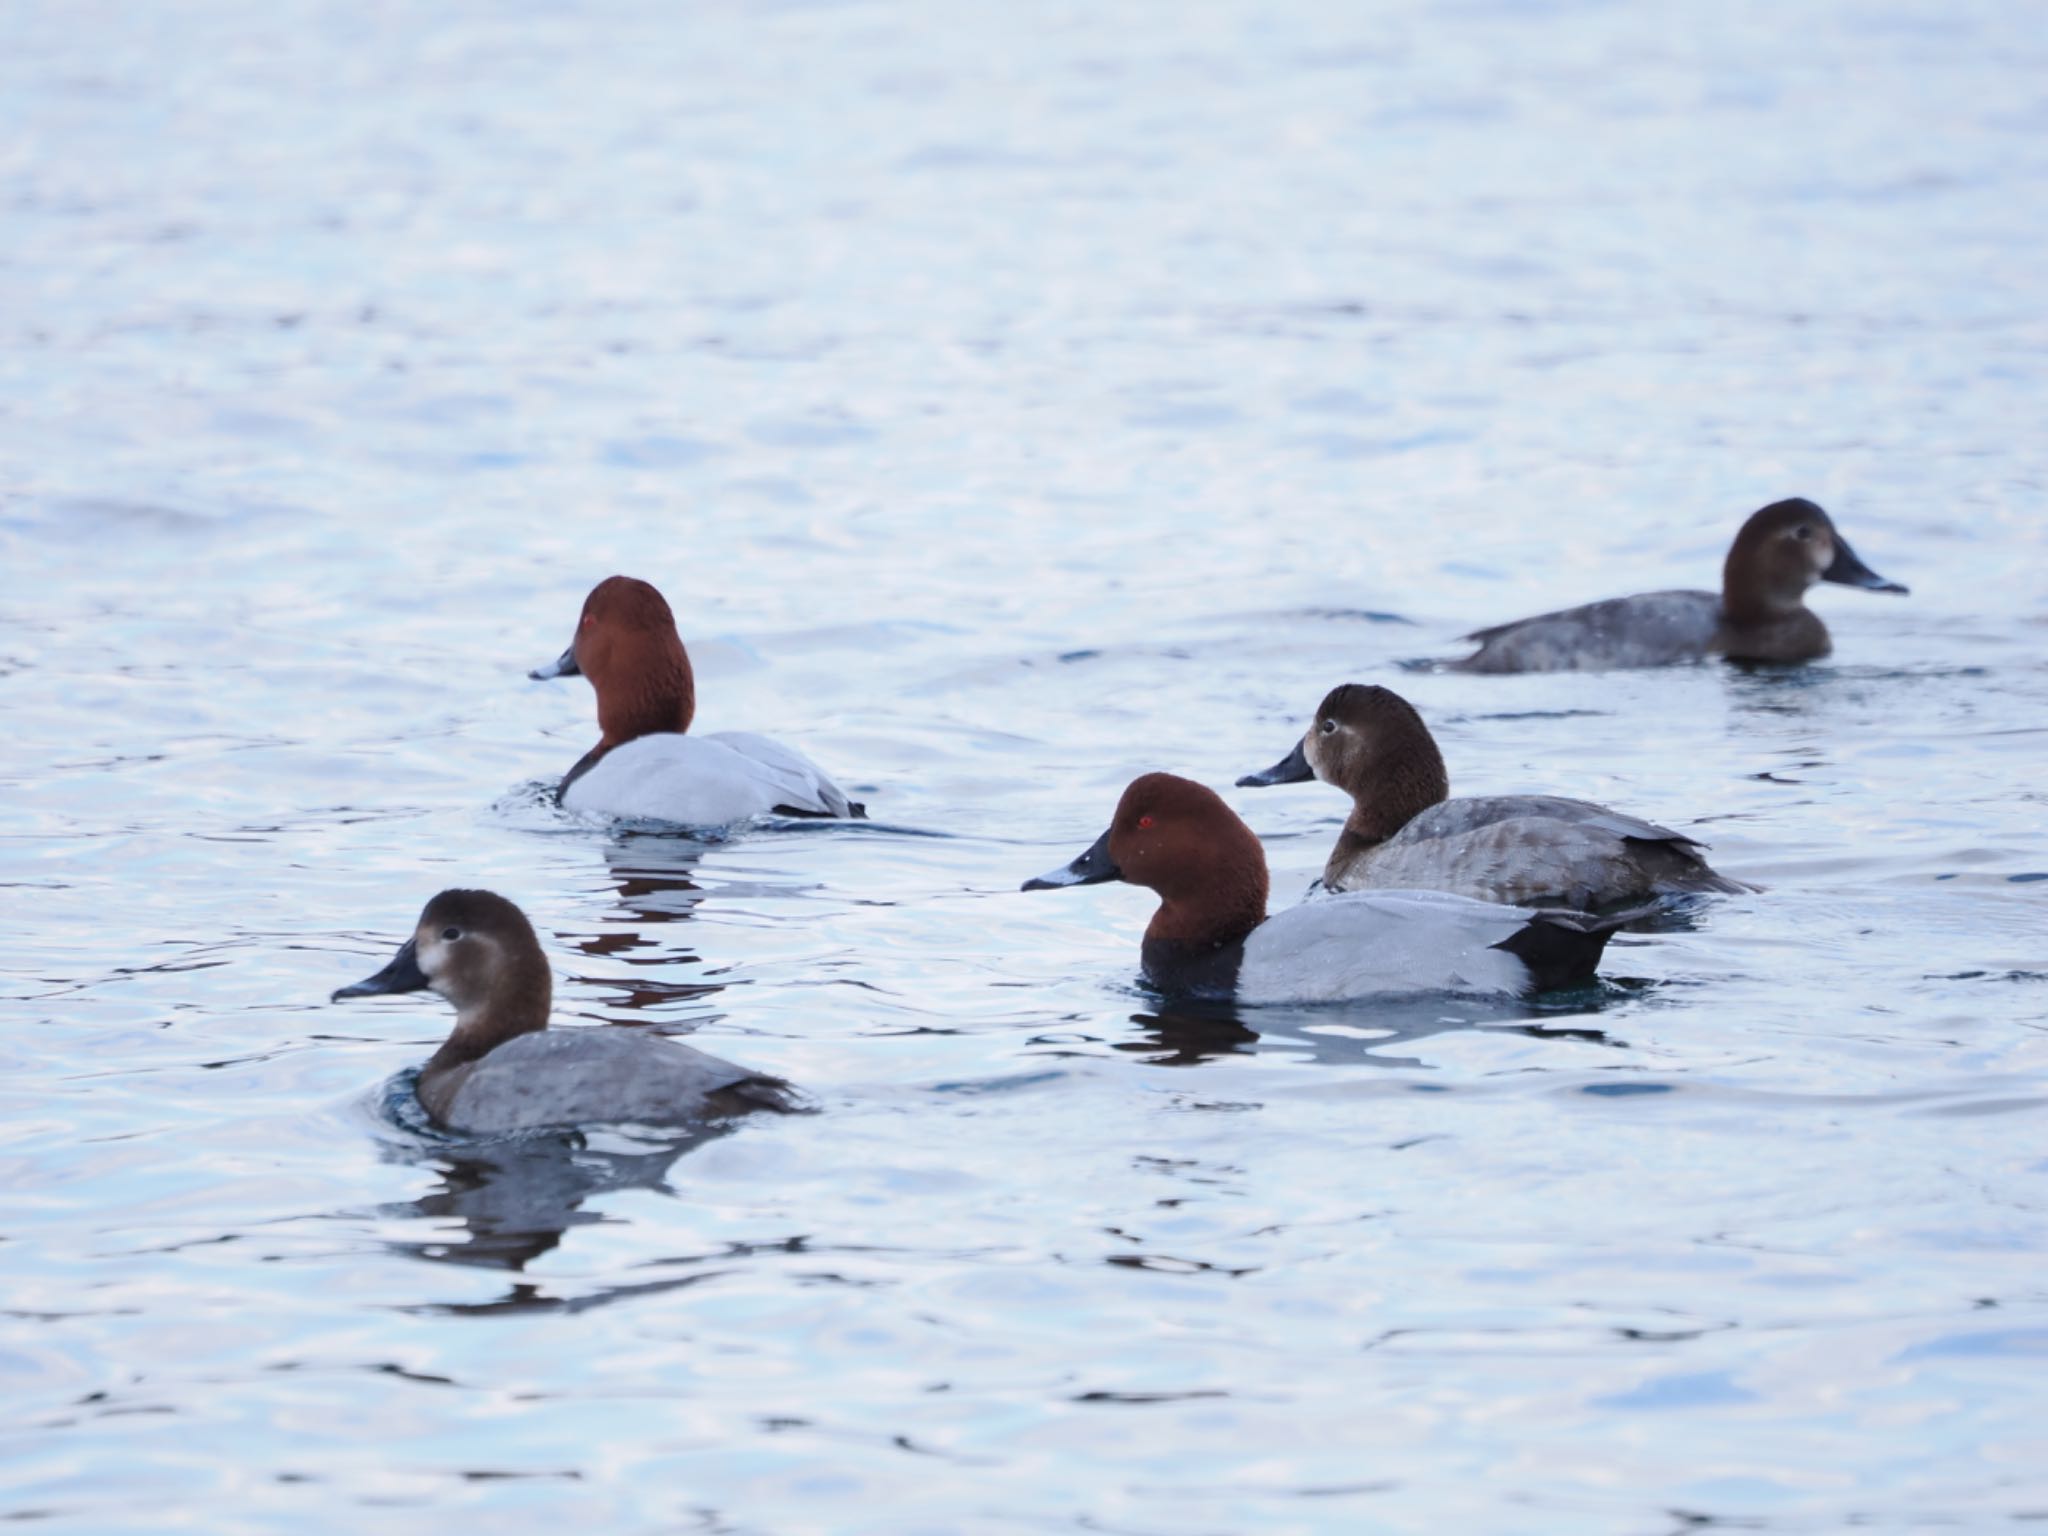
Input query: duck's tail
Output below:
<box><xmin>1664</xmin><ymin>866</ymin><xmax>1758</xmax><ymax>896</ymax></box>
<box><xmin>1662</xmin><ymin>872</ymin><xmax>1761</xmax><ymax>897</ymax></box>
<box><xmin>771</xmin><ymin>799</ymin><xmax>869</xmax><ymax>820</ymax></box>
<box><xmin>1493</xmin><ymin>901</ymin><xmax>1658</xmax><ymax>991</ymax></box>
<box><xmin>710</xmin><ymin>1074</ymin><xmax>813</xmax><ymax>1116</ymax></box>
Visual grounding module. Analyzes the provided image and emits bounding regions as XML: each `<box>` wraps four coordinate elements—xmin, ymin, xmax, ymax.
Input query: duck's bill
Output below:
<box><xmin>1235</xmin><ymin>738</ymin><xmax>1314</xmax><ymax>788</ymax></box>
<box><xmin>1822</xmin><ymin>535</ymin><xmax>1908</xmax><ymax>594</ymax></box>
<box><xmin>1022</xmin><ymin>829</ymin><xmax>1120</xmax><ymax>891</ymax></box>
<box><xmin>529</xmin><ymin>642</ymin><xmax>581</xmax><ymax>681</ymax></box>
<box><xmin>331</xmin><ymin>937</ymin><xmax>430</xmax><ymax>1002</ymax></box>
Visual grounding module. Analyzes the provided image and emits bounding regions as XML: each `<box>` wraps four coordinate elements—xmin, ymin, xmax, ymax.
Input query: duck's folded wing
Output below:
<box><xmin>700</xmin><ymin>731</ymin><xmax>857</xmax><ymax>818</ymax></box>
<box><xmin>1403</xmin><ymin>796</ymin><xmax>1700</xmax><ymax>849</ymax></box>
<box><xmin>1240</xmin><ymin>890</ymin><xmax>1539</xmax><ymax>1002</ymax></box>
<box><xmin>1452</xmin><ymin>590</ymin><xmax>1721</xmax><ymax>672</ymax></box>
<box><xmin>1374</xmin><ymin>801</ymin><xmax>1742</xmax><ymax>907</ymax></box>
<box><xmin>446</xmin><ymin>1030</ymin><xmax>802</xmax><ymax>1133</ymax></box>
<box><xmin>565</xmin><ymin>733</ymin><xmax>855</xmax><ymax>823</ymax></box>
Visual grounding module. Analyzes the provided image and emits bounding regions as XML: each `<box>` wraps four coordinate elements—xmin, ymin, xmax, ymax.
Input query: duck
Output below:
<box><xmin>531</xmin><ymin>575</ymin><xmax>864</xmax><ymax>825</ymax></box>
<box><xmin>1238</xmin><ymin>683</ymin><xmax>1749</xmax><ymax>909</ymax></box>
<box><xmin>331</xmin><ymin>888</ymin><xmax>803</xmax><ymax>1134</ymax></box>
<box><xmin>1020</xmin><ymin>772</ymin><xmax>1644</xmax><ymax>1003</ymax></box>
<box><xmin>1445</xmin><ymin>498</ymin><xmax>1907</xmax><ymax>672</ymax></box>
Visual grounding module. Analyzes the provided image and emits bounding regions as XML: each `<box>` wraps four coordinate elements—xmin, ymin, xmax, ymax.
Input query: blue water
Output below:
<box><xmin>4</xmin><ymin>1</ymin><xmax>2046</xmax><ymax>1530</ymax></box>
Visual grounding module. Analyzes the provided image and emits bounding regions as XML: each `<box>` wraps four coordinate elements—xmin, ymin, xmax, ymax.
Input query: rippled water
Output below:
<box><xmin>5</xmin><ymin>1</ymin><xmax>2046</xmax><ymax>1529</ymax></box>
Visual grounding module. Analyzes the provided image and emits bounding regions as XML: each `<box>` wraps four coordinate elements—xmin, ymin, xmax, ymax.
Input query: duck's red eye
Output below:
<box><xmin>1137</xmin><ymin>815</ymin><xmax>1154</xmax><ymax>830</ymax></box>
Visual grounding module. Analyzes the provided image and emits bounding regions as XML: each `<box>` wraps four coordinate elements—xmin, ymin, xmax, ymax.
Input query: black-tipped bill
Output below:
<box><xmin>331</xmin><ymin>936</ymin><xmax>430</xmax><ymax>1002</ymax></box>
<box><xmin>1021</xmin><ymin>829</ymin><xmax>1120</xmax><ymax>891</ymax></box>
<box><xmin>529</xmin><ymin>642</ymin><xmax>581</xmax><ymax>681</ymax></box>
<box><xmin>1236</xmin><ymin>738</ymin><xmax>1314</xmax><ymax>788</ymax></box>
<box><xmin>1821</xmin><ymin>534</ymin><xmax>1907</xmax><ymax>595</ymax></box>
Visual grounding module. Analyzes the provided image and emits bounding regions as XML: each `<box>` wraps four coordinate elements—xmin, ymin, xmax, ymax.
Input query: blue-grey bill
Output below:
<box><xmin>529</xmin><ymin>642</ymin><xmax>581</xmax><ymax>680</ymax></box>
<box><xmin>1236</xmin><ymin>737</ymin><xmax>1314</xmax><ymax>788</ymax></box>
<box><xmin>331</xmin><ymin>936</ymin><xmax>430</xmax><ymax>1002</ymax></box>
<box><xmin>1021</xmin><ymin>829</ymin><xmax>1120</xmax><ymax>891</ymax></box>
<box><xmin>1823</xmin><ymin>534</ymin><xmax>1908</xmax><ymax>594</ymax></box>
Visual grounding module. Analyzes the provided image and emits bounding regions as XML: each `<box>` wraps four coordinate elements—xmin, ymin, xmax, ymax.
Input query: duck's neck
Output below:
<box><xmin>1721</xmin><ymin>583</ymin><xmax>1809</xmax><ymax>628</ymax></box>
<box><xmin>1340</xmin><ymin>753</ymin><xmax>1448</xmax><ymax>849</ymax></box>
<box><xmin>421</xmin><ymin>966</ymin><xmax>552</xmax><ymax>1077</ymax></box>
<box><xmin>1717</xmin><ymin>606</ymin><xmax>1830</xmax><ymax>663</ymax></box>
<box><xmin>1720</xmin><ymin>539</ymin><xmax>1813</xmax><ymax>629</ymax></box>
<box><xmin>1140</xmin><ymin>883</ymin><xmax>1263</xmax><ymax>997</ymax></box>
<box><xmin>596</xmin><ymin>645</ymin><xmax>696</xmax><ymax>751</ymax></box>
<box><xmin>1144</xmin><ymin>876</ymin><xmax>1268</xmax><ymax>954</ymax></box>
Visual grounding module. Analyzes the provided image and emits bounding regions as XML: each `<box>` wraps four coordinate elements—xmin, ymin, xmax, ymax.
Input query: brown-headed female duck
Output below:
<box><xmin>332</xmin><ymin>889</ymin><xmax>802</xmax><ymax>1134</ymax></box>
<box><xmin>1021</xmin><ymin>772</ymin><xmax>1642</xmax><ymax>1003</ymax></box>
<box><xmin>1239</xmin><ymin>683</ymin><xmax>1748</xmax><ymax>909</ymax></box>
<box><xmin>531</xmin><ymin>575</ymin><xmax>864</xmax><ymax>824</ymax></box>
<box><xmin>1447</xmin><ymin>498</ymin><xmax>1906</xmax><ymax>672</ymax></box>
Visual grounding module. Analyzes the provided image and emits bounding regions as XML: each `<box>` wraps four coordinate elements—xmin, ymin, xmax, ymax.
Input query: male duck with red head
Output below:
<box><xmin>333</xmin><ymin>888</ymin><xmax>802</xmax><ymax>1134</ymax></box>
<box><xmin>1448</xmin><ymin>497</ymin><xmax>1907</xmax><ymax>672</ymax></box>
<box><xmin>1023</xmin><ymin>773</ymin><xmax>1641</xmax><ymax>1002</ymax></box>
<box><xmin>532</xmin><ymin>575</ymin><xmax>864</xmax><ymax>825</ymax></box>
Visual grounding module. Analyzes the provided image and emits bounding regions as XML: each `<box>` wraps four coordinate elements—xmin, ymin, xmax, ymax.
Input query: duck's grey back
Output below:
<box><xmin>1333</xmin><ymin>794</ymin><xmax>1742</xmax><ymax>909</ymax></box>
<box><xmin>564</xmin><ymin>731</ymin><xmax>854</xmax><ymax>824</ymax></box>
<box><xmin>438</xmin><ymin>1028</ymin><xmax>802</xmax><ymax>1134</ymax></box>
<box><xmin>1401</xmin><ymin>795</ymin><xmax>1694</xmax><ymax>848</ymax></box>
<box><xmin>1450</xmin><ymin>589</ymin><xmax>1721</xmax><ymax>673</ymax></box>
<box><xmin>1238</xmin><ymin>890</ymin><xmax>1538</xmax><ymax>1003</ymax></box>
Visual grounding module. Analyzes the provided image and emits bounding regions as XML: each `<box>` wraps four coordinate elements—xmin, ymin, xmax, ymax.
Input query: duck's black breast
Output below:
<box><xmin>1139</xmin><ymin>937</ymin><xmax>1246</xmax><ymax>1000</ymax></box>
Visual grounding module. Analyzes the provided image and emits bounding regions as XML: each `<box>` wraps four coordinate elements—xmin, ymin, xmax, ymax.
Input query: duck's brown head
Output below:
<box><xmin>531</xmin><ymin>575</ymin><xmax>697</xmax><ymax>748</ymax></box>
<box><xmin>1722</xmin><ymin>498</ymin><xmax>1907</xmax><ymax>624</ymax></box>
<box><xmin>332</xmin><ymin>888</ymin><xmax>553</xmax><ymax>1067</ymax></box>
<box><xmin>1238</xmin><ymin>682</ymin><xmax>1450</xmax><ymax>844</ymax></box>
<box><xmin>1022</xmin><ymin>772</ymin><xmax>1269</xmax><ymax>948</ymax></box>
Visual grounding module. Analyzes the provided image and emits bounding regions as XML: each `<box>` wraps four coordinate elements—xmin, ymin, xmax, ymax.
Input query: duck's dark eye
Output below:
<box><xmin>1319</xmin><ymin>719</ymin><xmax>1338</xmax><ymax>735</ymax></box>
<box><xmin>1793</xmin><ymin>525</ymin><xmax>1812</xmax><ymax>541</ymax></box>
<box><xmin>441</xmin><ymin>927</ymin><xmax>461</xmax><ymax>942</ymax></box>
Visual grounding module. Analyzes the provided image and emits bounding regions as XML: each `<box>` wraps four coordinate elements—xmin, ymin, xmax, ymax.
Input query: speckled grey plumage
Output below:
<box><xmin>420</xmin><ymin>1028</ymin><xmax>804</xmax><ymax>1135</ymax></box>
<box><xmin>1327</xmin><ymin>793</ymin><xmax>1746</xmax><ymax>910</ymax></box>
<box><xmin>1449</xmin><ymin>589</ymin><xmax>1724</xmax><ymax>673</ymax></box>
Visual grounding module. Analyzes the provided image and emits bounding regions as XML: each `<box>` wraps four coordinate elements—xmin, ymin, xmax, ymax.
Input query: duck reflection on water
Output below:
<box><xmin>375</xmin><ymin>1107</ymin><xmax>735</xmax><ymax>1279</ymax></box>
<box><xmin>344</xmin><ymin>845</ymin><xmax>806</xmax><ymax>1310</ymax></box>
<box><xmin>557</xmin><ymin>835</ymin><xmax>724</xmax><ymax>1012</ymax></box>
<box><xmin>1120</xmin><ymin>986</ymin><xmax>1634</xmax><ymax>1070</ymax></box>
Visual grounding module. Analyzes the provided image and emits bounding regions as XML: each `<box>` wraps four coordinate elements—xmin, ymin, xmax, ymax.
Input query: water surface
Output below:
<box><xmin>4</xmin><ymin>1</ymin><xmax>2046</xmax><ymax>1530</ymax></box>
